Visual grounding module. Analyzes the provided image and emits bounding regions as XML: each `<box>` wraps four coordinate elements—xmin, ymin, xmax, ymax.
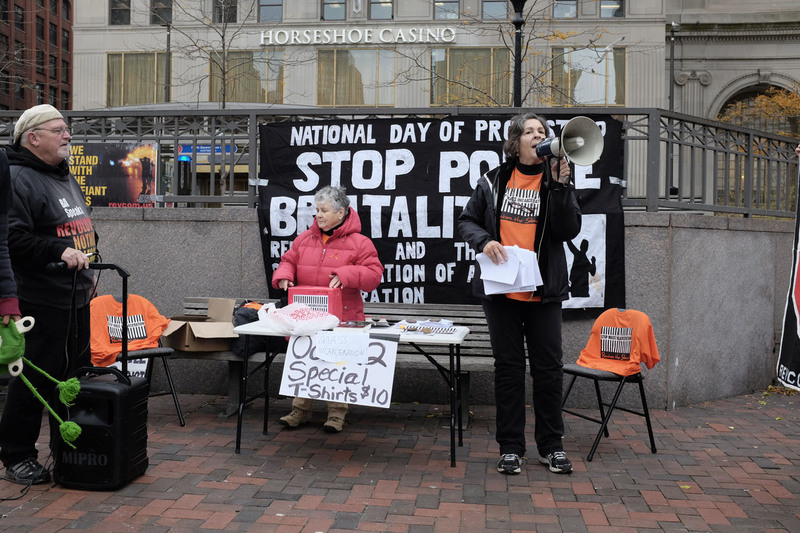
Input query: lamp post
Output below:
<box><xmin>668</xmin><ymin>21</ymin><xmax>679</xmax><ymax>111</ymax></box>
<box><xmin>510</xmin><ymin>0</ymin><xmax>528</xmax><ymax>108</ymax></box>
<box><xmin>667</xmin><ymin>22</ymin><xmax>680</xmax><ymax>196</ymax></box>
<box><xmin>162</xmin><ymin>23</ymin><xmax>172</xmax><ymax>102</ymax></box>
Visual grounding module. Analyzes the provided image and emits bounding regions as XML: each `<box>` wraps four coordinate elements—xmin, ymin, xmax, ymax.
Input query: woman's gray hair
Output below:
<box><xmin>314</xmin><ymin>185</ymin><xmax>350</xmax><ymax>212</ymax></box>
<box><xmin>503</xmin><ymin>112</ymin><xmax>552</xmax><ymax>160</ymax></box>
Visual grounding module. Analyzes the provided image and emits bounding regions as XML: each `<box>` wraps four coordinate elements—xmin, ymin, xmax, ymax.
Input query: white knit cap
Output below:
<box><xmin>13</xmin><ymin>104</ymin><xmax>64</xmax><ymax>143</ymax></box>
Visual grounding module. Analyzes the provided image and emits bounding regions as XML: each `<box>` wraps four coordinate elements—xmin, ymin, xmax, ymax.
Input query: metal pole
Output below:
<box><xmin>669</xmin><ymin>23</ymin><xmax>678</xmax><ymax>111</ymax></box>
<box><xmin>668</xmin><ymin>30</ymin><xmax>673</xmax><ymax>111</ymax></box>
<box><xmin>667</xmin><ymin>22</ymin><xmax>679</xmax><ymax>195</ymax></box>
<box><xmin>164</xmin><ymin>24</ymin><xmax>172</xmax><ymax>102</ymax></box>
<box><xmin>513</xmin><ymin>11</ymin><xmax>524</xmax><ymax>107</ymax></box>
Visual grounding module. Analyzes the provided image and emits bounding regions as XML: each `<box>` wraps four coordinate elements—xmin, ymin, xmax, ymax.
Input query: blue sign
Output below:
<box><xmin>177</xmin><ymin>144</ymin><xmax>237</xmax><ymax>155</ymax></box>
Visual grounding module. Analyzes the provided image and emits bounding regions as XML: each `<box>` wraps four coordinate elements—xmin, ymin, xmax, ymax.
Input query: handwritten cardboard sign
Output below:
<box><xmin>314</xmin><ymin>330</ymin><xmax>371</xmax><ymax>364</ymax></box>
<box><xmin>110</xmin><ymin>357</ymin><xmax>148</xmax><ymax>378</ymax></box>
<box><xmin>279</xmin><ymin>333</ymin><xmax>398</xmax><ymax>408</ymax></box>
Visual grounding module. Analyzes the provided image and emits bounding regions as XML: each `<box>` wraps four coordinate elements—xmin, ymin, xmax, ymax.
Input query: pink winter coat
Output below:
<box><xmin>271</xmin><ymin>207</ymin><xmax>383</xmax><ymax>321</ymax></box>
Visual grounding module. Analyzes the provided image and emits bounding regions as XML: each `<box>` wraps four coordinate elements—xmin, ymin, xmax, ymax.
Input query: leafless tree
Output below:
<box><xmin>165</xmin><ymin>0</ymin><xmax>260</xmax><ymax>110</ymax></box>
<box><xmin>144</xmin><ymin>1</ymin><xmax>308</xmax><ymax>195</ymax></box>
<box><xmin>0</xmin><ymin>38</ymin><xmax>43</xmax><ymax>105</ymax></box>
<box><xmin>396</xmin><ymin>0</ymin><xmax>616</xmax><ymax>107</ymax></box>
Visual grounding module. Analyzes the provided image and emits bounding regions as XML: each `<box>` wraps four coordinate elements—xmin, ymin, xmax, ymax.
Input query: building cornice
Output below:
<box><xmin>670</xmin><ymin>22</ymin><xmax>800</xmax><ymax>42</ymax></box>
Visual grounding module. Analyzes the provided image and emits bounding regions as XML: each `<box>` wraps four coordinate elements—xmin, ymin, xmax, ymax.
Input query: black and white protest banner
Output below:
<box><xmin>258</xmin><ymin>115</ymin><xmax>625</xmax><ymax>309</ymax></box>
<box><xmin>567</xmin><ymin>120</ymin><xmax>626</xmax><ymax>310</ymax></box>
<box><xmin>777</xmin><ymin>169</ymin><xmax>800</xmax><ymax>391</ymax></box>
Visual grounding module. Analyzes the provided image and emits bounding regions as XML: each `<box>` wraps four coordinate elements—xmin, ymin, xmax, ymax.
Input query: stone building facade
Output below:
<box><xmin>668</xmin><ymin>0</ymin><xmax>800</xmax><ymax>133</ymax></box>
<box><xmin>69</xmin><ymin>1</ymin><xmax>800</xmax><ymax>127</ymax></box>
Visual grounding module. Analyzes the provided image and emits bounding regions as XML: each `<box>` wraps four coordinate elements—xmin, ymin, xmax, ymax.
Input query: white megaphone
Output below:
<box><xmin>535</xmin><ymin>116</ymin><xmax>604</xmax><ymax>166</ymax></box>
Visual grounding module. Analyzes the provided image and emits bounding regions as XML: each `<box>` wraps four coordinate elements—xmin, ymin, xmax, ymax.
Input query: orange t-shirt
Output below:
<box><xmin>90</xmin><ymin>294</ymin><xmax>171</xmax><ymax>367</ymax></box>
<box><xmin>576</xmin><ymin>308</ymin><xmax>660</xmax><ymax>376</ymax></box>
<box><xmin>499</xmin><ymin>167</ymin><xmax>542</xmax><ymax>302</ymax></box>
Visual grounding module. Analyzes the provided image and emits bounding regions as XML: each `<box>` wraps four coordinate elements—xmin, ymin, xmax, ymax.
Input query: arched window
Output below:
<box><xmin>718</xmin><ymin>86</ymin><xmax>800</xmax><ymax>137</ymax></box>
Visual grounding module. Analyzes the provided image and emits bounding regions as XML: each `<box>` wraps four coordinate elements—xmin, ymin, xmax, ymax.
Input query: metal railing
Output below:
<box><xmin>2</xmin><ymin>107</ymin><xmax>797</xmax><ymax>217</ymax></box>
<box><xmin>622</xmin><ymin>109</ymin><xmax>798</xmax><ymax>218</ymax></box>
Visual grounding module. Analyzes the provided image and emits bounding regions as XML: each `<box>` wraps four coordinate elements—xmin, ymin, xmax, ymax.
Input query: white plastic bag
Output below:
<box><xmin>267</xmin><ymin>302</ymin><xmax>339</xmax><ymax>336</ymax></box>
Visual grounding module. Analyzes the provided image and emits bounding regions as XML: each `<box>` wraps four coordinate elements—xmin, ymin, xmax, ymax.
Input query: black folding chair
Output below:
<box><xmin>90</xmin><ymin>263</ymin><xmax>184</xmax><ymax>426</ymax></box>
<box><xmin>561</xmin><ymin>364</ymin><xmax>656</xmax><ymax>461</ymax></box>
<box><xmin>561</xmin><ymin>307</ymin><xmax>660</xmax><ymax>462</ymax></box>
<box><xmin>120</xmin><ymin>346</ymin><xmax>184</xmax><ymax>427</ymax></box>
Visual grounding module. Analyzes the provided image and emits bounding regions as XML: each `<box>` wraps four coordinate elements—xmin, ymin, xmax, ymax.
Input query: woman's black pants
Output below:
<box><xmin>482</xmin><ymin>298</ymin><xmax>565</xmax><ymax>458</ymax></box>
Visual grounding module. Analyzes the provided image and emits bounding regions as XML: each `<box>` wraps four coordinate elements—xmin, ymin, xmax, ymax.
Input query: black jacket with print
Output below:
<box><xmin>457</xmin><ymin>159</ymin><xmax>582</xmax><ymax>303</ymax></box>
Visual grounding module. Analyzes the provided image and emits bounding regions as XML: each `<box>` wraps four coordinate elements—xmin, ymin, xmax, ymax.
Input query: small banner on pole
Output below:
<box><xmin>777</xmin><ymin>184</ymin><xmax>800</xmax><ymax>391</ymax></box>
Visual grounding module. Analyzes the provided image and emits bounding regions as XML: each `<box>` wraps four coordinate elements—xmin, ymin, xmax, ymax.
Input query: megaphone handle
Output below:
<box><xmin>546</xmin><ymin>157</ymin><xmax>573</xmax><ymax>189</ymax></box>
<box><xmin>543</xmin><ymin>157</ymin><xmax>555</xmax><ymax>189</ymax></box>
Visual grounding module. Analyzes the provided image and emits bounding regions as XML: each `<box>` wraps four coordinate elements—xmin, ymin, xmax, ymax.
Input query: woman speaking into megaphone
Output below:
<box><xmin>457</xmin><ymin>112</ymin><xmax>582</xmax><ymax>477</ymax></box>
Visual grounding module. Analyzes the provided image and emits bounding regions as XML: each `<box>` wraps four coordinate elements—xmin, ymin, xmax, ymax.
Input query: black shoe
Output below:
<box><xmin>4</xmin><ymin>457</ymin><xmax>51</xmax><ymax>485</ymax></box>
<box><xmin>497</xmin><ymin>453</ymin><xmax>522</xmax><ymax>475</ymax></box>
<box><xmin>538</xmin><ymin>451</ymin><xmax>573</xmax><ymax>474</ymax></box>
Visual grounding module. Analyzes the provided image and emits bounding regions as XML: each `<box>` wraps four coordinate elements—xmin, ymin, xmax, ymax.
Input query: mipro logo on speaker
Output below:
<box><xmin>60</xmin><ymin>450</ymin><xmax>110</xmax><ymax>467</ymax></box>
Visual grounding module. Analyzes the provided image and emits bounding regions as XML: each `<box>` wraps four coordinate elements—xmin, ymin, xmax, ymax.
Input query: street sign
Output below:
<box><xmin>177</xmin><ymin>144</ymin><xmax>237</xmax><ymax>155</ymax></box>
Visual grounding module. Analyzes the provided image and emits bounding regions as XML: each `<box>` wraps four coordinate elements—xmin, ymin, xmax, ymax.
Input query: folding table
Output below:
<box><xmin>231</xmin><ymin>323</ymin><xmax>470</xmax><ymax>466</ymax></box>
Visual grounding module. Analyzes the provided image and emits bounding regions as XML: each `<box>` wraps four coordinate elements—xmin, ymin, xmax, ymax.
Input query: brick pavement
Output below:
<box><xmin>0</xmin><ymin>388</ymin><xmax>799</xmax><ymax>532</ymax></box>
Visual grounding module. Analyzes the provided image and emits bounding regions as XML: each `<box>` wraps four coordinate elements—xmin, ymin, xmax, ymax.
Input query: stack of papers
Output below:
<box><xmin>477</xmin><ymin>246</ymin><xmax>542</xmax><ymax>295</ymax></box>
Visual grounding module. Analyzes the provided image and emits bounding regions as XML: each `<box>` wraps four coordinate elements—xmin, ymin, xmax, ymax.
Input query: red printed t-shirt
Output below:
<box><xmin>499</xmin><ymin>167</ymin><xmax>542</xmax><ymax>302</ymax></box>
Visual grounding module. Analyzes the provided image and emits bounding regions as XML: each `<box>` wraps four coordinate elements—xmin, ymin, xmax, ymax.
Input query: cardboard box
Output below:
<box><xmin>162</xmin><ymin>298</ymin><xmax>238</xmax><ymax>352</ymax></box>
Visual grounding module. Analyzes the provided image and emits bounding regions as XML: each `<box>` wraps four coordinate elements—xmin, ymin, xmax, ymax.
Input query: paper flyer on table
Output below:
<box><xmin>477</xmin><ymin>246</ymin><xmax>542</xmax><ymax>295</ymax></box>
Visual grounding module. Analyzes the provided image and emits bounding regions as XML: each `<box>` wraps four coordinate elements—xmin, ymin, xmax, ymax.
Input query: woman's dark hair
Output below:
<box><xmin>314</xmin><ymin>185</ymin><xmax>350</xmax><ymax>212</ymax></box>
<box><xmin>503</xmin><ymin>112</ymin><xmax>552</xmax><ymax>160</ymax></box>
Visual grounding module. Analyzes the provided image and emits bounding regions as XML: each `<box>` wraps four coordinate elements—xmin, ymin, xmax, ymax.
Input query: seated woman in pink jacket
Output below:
<box><xmin>272</xmin><ymin>185</ymin><xmax>383</xmax><ymax>432</ymax></box>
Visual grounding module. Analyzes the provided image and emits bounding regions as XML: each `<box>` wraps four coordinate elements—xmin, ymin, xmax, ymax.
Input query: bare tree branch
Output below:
<box><xmin>399</xmin><ymin>0</ymin><xmax>617</xmax><ymax>107</ymax></box>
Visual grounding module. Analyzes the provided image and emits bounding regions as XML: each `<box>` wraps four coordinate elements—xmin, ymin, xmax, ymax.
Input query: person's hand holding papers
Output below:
<box><xmin>477</xmin><ymin>245</ymin><xmax>543</xmax><ymax>295</ymax></box>
<box><xmin>482</xmin><ymin>239</ymin><xmax>508</xmax><ymax>265</ymax></box>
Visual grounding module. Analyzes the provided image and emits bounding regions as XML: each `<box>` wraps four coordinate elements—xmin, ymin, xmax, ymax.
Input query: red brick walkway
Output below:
<box><xmin>1</xmin><ymin>389</ymin><xmax>799</xmax><ymax>532</ymax></box>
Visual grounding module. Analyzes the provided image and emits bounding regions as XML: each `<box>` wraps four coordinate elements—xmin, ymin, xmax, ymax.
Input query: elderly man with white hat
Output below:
<box><xmin>0</xmin><ymin>104</ymin><xmax>98</xmax><ymax>486</ymax></box>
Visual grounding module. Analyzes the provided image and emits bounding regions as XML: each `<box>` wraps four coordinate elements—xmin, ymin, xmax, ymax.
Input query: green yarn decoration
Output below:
<box><xmin>18</xmin><ymin>373</ymin><xmax>80</xmax><ymax>449</ymax></box>
<box><xmin>0</xmin><ymin>318</ymin><xmax>83</xmax><ymax>448</ymax></box>
<box><xmin>21</xmin><ymin>357</ymin><xmax>81</xmax><ymax>407</ymax></box>
<box><xmin>58</xmin><ymin>377</ymin><xmax>81</xmax><ymax>406</ymax></box>
<box><xmin>59</xmin><ymin>421</ymin><xmax>82</xmax><ymax>446</ymax></box>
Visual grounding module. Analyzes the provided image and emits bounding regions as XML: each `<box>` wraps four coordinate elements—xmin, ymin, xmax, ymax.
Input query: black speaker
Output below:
<box><xmin>52</xmin><ymin>366</ymin><xmax>149</xmax><ymax>490</ymax></box>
